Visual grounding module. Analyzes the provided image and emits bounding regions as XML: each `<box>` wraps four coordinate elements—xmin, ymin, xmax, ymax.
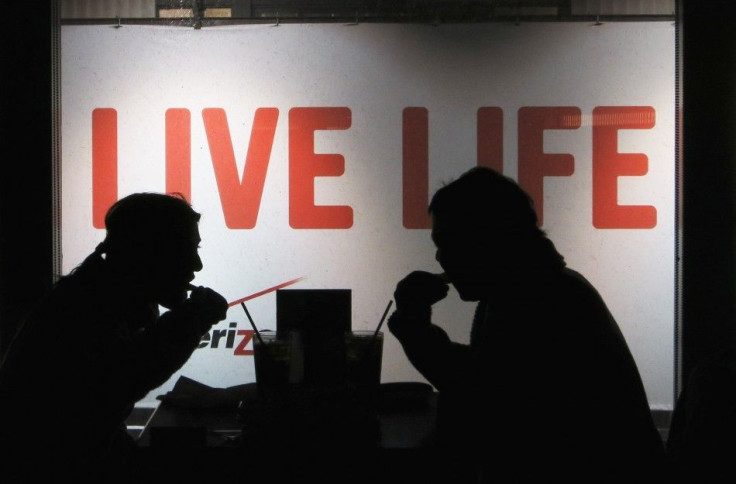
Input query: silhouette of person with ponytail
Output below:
<box><xmin>0</xmin><ymin>193</ymin><xmax>228</xmax><ymax>483</ymax></box>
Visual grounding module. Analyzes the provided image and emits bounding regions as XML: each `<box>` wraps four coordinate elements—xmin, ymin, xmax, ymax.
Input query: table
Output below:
<box><xmin>135</xmin><ymin>378</ymin><xmax>440</xmax><ymax>483</ymax></box>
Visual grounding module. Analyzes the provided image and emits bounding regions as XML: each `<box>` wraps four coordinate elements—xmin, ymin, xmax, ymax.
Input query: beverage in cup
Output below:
<box><xmin>344</xmin><ymin>330</ymin><xmax>383</xmax><ymax>393</ymax></box>
<box><xmin>253</xmin><ymin>331</ymin><xmax>303</xmax><ymax>394</ymax></box>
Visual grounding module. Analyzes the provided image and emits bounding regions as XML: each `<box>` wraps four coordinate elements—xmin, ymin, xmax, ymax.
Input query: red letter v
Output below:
<box><xmin>203</xmin><ymin>108</ymin><xmax>279</xmax><ymax>228</ymax></box>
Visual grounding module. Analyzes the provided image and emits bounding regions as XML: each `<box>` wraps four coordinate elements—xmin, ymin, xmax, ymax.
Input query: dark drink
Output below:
<box><xmin>344</xmin><ymin>330</ymin><xmax>383</xmax><ymax>392</ymax></box>
<box><xmin>253</xmin><ymin>332</ymin><xmax>293</xmax><ymax>394</ymax></box>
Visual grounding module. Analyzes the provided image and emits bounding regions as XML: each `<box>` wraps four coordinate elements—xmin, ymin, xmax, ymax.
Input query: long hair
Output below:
<box><xmin>429</xmin><ymin>167</ymin><xmax>564</xmax><ymax>269</ymax></box>
<box><xmin>429</xmin><ymin>167</ymin><xmax>543</xmax><ymax>237</ymax></box>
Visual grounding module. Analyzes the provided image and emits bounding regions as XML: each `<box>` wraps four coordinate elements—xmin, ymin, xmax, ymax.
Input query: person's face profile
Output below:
<box><xmin>149</xmin><ymin>223</ymin><xmax>203</xmax><ymax>309</ymax></box>
<box><xmin>431</xmin><ymin>214</ymin><xmax>489</xmax><ymax>301</ymax></box>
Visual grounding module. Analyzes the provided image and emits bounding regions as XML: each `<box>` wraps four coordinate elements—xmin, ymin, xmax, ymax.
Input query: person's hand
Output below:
<box><xmin>393</xmin><ymin>271</ymin><xmax>450</xmax><ymax>318</ymax></box>
<box><xmin>185</xmin><ymin>286</ymin><xmax>228</xmax><ymax>329</ymax></box>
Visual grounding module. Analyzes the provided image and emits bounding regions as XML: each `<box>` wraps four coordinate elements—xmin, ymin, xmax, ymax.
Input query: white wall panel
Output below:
<box><xmin>61</xmin><ymin>22</ymin><xmax>676</xmax><ymax>408</ymax></box>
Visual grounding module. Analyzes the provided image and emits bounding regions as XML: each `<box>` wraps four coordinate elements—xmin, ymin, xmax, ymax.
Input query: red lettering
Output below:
<box><xmin>518</xmin><ymin>107</ymin><xmax>581</xmax><ymax>227</ymax></box>
<box><xmin>92</xmin><ymin>108</ymin><xmax>118</xmax><ymax>229</ymax></box>
<box><xmin>202</xmin><ymin>108</ymin><xmax>279</xmax><ymax>229</ymax></box>
<box><xmin>289</xmin><ymin>107</ymin><xmax>353</xmax><ymax>229</ymax></box>
<box><xmin>234</xmin><ymin>330</ymin><xmax>254</xmax><ymax>356</ymax></box>
<box><xmin>592</xmin><ymin>106</ymin><xmax>657</xmax><ymax>229</ymax></box>
<box><xmin>477</xmin><ymin>107</ymin><xmax>503</xmax><ymax>173</ymax></box>
<box><xmin>402</xmin><ymin>107</ymin><xmax>431</xmax><ymax>229</ymax></box>
<box><xmin>90</xmin><ymin>105</ymin><xmax>658</xmax><ymax>232</ymax></box>
<box><xmin>403</xmin><ymin>107</ymin><xmax>504</xmax><ymax>229</ymax></box>
<box><xmin>165</xmin><ymin>108</ymin><xmax>191</xmax><ymax>201</ymax></box>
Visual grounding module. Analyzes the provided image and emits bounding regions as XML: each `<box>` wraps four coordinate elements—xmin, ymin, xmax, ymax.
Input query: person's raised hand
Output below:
<box><xmin>393</xmin><ymin>271</ymin><xmax>450</xmax><ymax>319</ymax></box>
<box><xmin>186</xmin><ymin>286</ymin><xmax>228</xmax><ymax>330</ymax></box>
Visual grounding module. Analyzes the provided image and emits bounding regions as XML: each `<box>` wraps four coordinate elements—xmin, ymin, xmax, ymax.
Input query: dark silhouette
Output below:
<box><xmin>666</xmin><ymin>346</ymin><xmax>736</xmax><ymax>482</ymax></box>
<box><xmin>0</xmin><ymin>193</ymin><xmax>228</xmax><ymax>483</ymax></box>
<box><xmin>388</xmin><ymin>167</ymin><xmax>666</xmax><ymax>481</ymax></box>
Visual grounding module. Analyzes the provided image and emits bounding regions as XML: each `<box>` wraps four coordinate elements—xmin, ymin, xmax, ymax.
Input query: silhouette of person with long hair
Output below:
<box><xmin>388</xmin><ymin>167</ymin><xmax>666</xmax><ymax>481</ymax></box>
<box><xmin>0</xmin><ymin>193</ymin><xmax>228</xmax><ymax>483</ymax></box>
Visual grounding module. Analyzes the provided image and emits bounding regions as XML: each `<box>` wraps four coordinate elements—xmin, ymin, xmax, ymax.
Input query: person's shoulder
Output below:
<box><xmin>34</xmin><ymin>271</ymin><xmax>120</xmax><ymax>326</ymax></box>
<box><xmin>558</xmin><ymin>266</ymin><xmax>592</xmax><ymax>285</ymax></box>
<box><xmin>551</xmin><ymin>268</ymin><xmax>618</xmax><ymax>327</ymax></box>
<box><xmin>557</xmin><ymin>267</ymin><xmax>605</xmax><ymax>300</ymax></box>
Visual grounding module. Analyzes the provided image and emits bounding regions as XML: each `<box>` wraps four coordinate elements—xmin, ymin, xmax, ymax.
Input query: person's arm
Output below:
<box><xmin>389</xmin><ymin>312</ymin><xmax>471</xmax><ymax>391</ymax></box>
<box><xmin>99</xmin><ymin>286</ymin><xmax>228</xmax><ymax>408</ymax></box>
<box><xmin>388</xmin><ymin>271</ymin><xmax>472</xmax><ymax>391</ymax></box>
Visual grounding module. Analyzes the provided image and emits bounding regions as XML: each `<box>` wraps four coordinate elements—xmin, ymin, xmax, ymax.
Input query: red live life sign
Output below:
<box><xmin>91</xmin><ymin>105</ymin><xmax>657</xmax><ymax>230</ymax></box>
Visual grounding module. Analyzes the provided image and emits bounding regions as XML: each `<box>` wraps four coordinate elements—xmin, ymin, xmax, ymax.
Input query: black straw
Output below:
<box><xmin>372</xmin><ymin>300</ymin><xmax>393</xmax><ymax>339</ymax></box>
<box><xmin>241</xmin><ymin>302</ymin><xmax>265</xmax><ymax>346</ymax></box>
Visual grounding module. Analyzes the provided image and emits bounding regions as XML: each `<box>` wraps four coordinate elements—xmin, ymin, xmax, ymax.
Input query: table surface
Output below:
<box><xmin>134</xmin><ymin>380</ymin><xmax>448</xmax><ymax>483</ymax></box>
<box><xmin>137</xmin><ymin>380</ymin><xmax>438</xmax><ymax>451</ymax></box>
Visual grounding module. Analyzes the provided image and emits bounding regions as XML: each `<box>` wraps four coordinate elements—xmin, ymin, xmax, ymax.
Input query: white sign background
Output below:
<box><xmin>61</xmin><ymin>22</ymin><xmax>676</xmax><ymax>409</ymax></box>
